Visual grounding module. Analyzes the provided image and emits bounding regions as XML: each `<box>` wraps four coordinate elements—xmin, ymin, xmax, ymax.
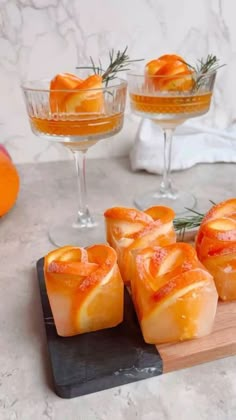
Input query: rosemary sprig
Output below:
<box><xmin>194</xmin><ymin>54</ymin><xmax>222</xmax><ymax>74</ymax></box>
<box><xmin>76</xmin><ymin>46</ymin><xmax>143</xmax><ymax>85</ymax></box>
<box><xmin>173</xmin><ymin>211</ymin><xmax>204</xmax><ymax>240</ymax></box>
<box><xmin>186</xmin><ymin>54</ymin><xmax>225</xmax><ymax>91</ymax></box>
<box><xmin>173</xmin><ymin>201</ymin><xmax>216</xmax><ymax>240</ymax></box>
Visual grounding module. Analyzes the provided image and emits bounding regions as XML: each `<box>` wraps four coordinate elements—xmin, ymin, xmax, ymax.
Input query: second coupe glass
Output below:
<box><xmin>128</xmin><ymin>71</ymin><xmax>216</xmax><ymax>214</ymax></box>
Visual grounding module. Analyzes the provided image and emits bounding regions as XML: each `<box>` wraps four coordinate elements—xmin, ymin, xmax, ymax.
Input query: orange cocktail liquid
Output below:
<box><xmin>30</xmin><ymin>112</ymin><xmax>123</xmax><ymax>137</ymax></box>
<box><xmin>130</xmin><ymin>92</ymin><xmax>212</xmax><ymax>115</ymax></box>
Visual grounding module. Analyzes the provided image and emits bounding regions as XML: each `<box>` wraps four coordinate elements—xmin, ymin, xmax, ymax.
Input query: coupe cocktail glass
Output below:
<box><xmin>128</xmin><ymin>71</ymin><xmax>216</xmax><ymax>214</ymax></box>
<box><xmin>22</xmin><ymin>78</ymin><xmax>127</xmax><ymax>246</ymax></box>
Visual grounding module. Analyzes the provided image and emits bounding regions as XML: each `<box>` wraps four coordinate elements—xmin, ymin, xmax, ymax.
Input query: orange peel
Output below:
<box><xmin>145</xmin><ymin>54</ymin><xmax>194</xmax><ymax>91</ymax></box>
<box><xmin>49</xmin><ymin>73</ymin><xmax>104</xmax><ymax>114</ymax></box>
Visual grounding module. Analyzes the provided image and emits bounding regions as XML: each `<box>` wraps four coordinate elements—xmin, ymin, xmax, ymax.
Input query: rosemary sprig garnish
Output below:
<box><xmin>194</xmin><ymin>54</ymin><xmax>223</xmax><ymax>74</ymax></box>
<box><xmin>185</xmin><ymin>54</ymin><xmax>225</xmax><ymax>92</ymax></box>
<box><xmin>173</xmin><ymin>201</ymin><xmax>216</xmax><ymax>240</ymax></box>
<box><xmin>76</xmin><ymin>46</ymin><xmax>143</xmax><ymax>85</ymax></box>
<box><xmin>173</xmin><ymin>210</ymin><xmax>205</xmax><ymax>240</ymax></box>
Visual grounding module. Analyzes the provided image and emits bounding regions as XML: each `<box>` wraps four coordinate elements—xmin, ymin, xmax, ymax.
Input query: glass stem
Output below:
<box><xmin>72</xmin><ymin>149</ymin><xmax>94</xmax><ymax>227</ymax></box>
<box><xmin>160</xmin><ymin>128</ymin><xmax>174</xmax><ymax>196</ymax></box>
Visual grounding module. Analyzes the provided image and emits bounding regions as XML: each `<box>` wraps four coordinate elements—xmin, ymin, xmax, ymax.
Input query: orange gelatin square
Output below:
<box><xmin>196</xmin><ymin>198</ymin><xmax>236</xmax><ymax>301</ymax></box>
<box><xmin>131</xmin><ymin>243</ymin><xmax>218</xmax><ymax>344</ymax></box>
<box><xmin>44</xmin><ymin>245</ymin><xmax>124</xmax><ymax>337</ymax></box>
<box><xmin>104</xmin><ymin>206</ymin><xmax>176</xmax><ymax>284</ymax></box>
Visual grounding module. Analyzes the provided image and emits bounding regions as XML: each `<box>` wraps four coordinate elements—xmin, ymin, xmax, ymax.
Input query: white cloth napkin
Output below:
<box><xmin>130</xmin><ymin>119</ymin><xmax>236</xmax><ymax>174</ymax></box>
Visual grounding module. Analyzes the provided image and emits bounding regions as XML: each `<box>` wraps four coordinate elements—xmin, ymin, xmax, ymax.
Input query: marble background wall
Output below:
<box><xmin>0</xmin><ymin>0</ymin><xmax>236</xmax><ymax>163</ymax></box>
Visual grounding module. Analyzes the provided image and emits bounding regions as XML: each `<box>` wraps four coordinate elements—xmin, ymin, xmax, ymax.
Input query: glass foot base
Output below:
<box><xmin>134</xmin><ymin>190</ymin><xmax>196</xmax><ymax>215</ymax></box>
<box><xmin>48</xmin><ymin>214</ymin><xmax>105</xmax><ymax>247</ymax></box>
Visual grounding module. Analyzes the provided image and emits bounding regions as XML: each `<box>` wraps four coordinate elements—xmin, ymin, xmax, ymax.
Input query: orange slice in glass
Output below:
<box><xmin>62</xmin><ymin>74</ymin><xmax>104</xmax><ymax>113</ymax></box>
<box><xmin>50</xmin><ymin>73</ymin><xmax>104</xmax><ymax>114</ymax></box>
<box><xmin>145</xmin><ymin>54</ymin><xmax>194</xmax><ymax>91</ymax></box>
<box><xmin>50</xmin><ymin>73</ymin><xmax>82</xmax><ymax>113</ymax></box>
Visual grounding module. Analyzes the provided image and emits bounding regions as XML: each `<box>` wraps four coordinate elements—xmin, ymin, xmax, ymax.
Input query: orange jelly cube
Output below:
<box><xmin>196</xmin><ymin>198</ymin><xmax>236</xmax><ymax>301</ymax></box>
<box><xmin>104</xmin><ymin>206</ymin><xmax>176</xmax><ymax>285</ymax></box>
<box><xmin>44</xmin><ymin>245</ymin><xmax>124</xmax><ymax>336</ymax></box>
<box><xmin>131</xmin><ymin>243</ymin><xmax>218</xmax><ymax>344</ymax></box>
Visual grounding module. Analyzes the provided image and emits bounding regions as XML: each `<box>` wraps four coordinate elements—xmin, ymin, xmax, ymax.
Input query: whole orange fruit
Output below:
<box><xmin>0</xmin><ymin>150</ymin><xmax>20</xmax><ymax>216</ymax></box>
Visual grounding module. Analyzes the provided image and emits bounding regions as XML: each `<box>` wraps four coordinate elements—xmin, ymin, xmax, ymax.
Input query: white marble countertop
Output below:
<box><xmin>1</xmin><ymin>158</ymin><xmax>236</xmax><ymax>420</ymax></box>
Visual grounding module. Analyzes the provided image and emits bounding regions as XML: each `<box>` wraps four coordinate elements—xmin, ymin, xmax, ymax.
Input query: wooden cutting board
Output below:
<box><xmin>157</xmin><ymin>300</ymin><xmax>236</xmax><ymax>373</ymax></box>
<box><xmin>37</xmin><ymin>258</ymin><xmax>236</xmax><ymax>398</ymax></box>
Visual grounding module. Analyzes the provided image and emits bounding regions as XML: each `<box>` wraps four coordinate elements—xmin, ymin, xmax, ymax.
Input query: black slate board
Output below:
<box><xmin>37</xmin><ymin>258</ymin><xmax>163</xmax><ymax>398</ymax></box>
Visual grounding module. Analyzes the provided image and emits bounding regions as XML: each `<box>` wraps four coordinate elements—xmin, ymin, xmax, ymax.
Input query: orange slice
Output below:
<box><xmin>104</xmin><ymin>206</ymin><xmax>153</xmax><ymax>224</ymax></box>
<box><xmin>158</xmin><ymin>54</ymin><xmax>185</xmax><ymax>62</ymax></box>
<box><xmin>77</xmin><ymin>264</ymin><xmax>123</xmax><ymax>333</ymax></box>
<box><xmin>61</xmin><ymin>74</ymin><xmax>104</xmax><ymax>113</ymax></box>
<box><xmin>50</xmin><ymin>73</ymin><xmax>82</xmax><ymax>113</ymax></box>
<box><xmin>50</xmin><ymin>73</ymin><xmax>83</xmax><ymax>90</ymax></box>
<box><xmin>49</xmin><ymin>73</ymin><xmax>104</xmax><ymax>114</ymax></box>
<box><xmin>145</xmin><ymin>54</ymin><xmax>194</xmax><ymax>91</ymax></box>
